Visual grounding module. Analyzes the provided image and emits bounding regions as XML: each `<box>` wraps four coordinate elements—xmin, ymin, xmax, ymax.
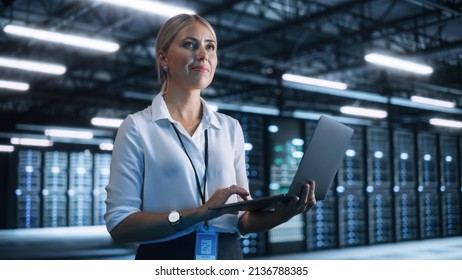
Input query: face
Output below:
<box><xmin>162</xmin><ymin>22</ymin><xmax>217</xmax><ymax>92</ymax></box>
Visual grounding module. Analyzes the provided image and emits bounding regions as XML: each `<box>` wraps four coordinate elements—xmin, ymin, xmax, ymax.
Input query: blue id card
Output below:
<box><xmin>195</xmin><ymin>226</ymin><xmax>218</xmax><ymax>260</ymax></box>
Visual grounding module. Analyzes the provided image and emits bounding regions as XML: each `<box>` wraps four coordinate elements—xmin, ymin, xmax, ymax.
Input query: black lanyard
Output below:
<box><xmin>170</xmin><ymin>123</ymin><xmax>208</xmax><ymax>206</ymax></box>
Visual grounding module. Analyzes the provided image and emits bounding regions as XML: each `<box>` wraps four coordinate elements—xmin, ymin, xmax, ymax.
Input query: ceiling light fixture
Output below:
<box><xmin>4</xmin><ymin>25</ymin><xmax>120</xmax><ymax>53</ymax></box>
<box><xmin>410</xmin><ymin>95</ymin><xmax>455</xmax><ymax>108</ymax></box>
<box><xmin>45</xmin><ymin>129</ymin><xmax>94</xmax><ymax>139</ymax></box>
<box><xmin>429</xmin><ymin>118</ymin><xmax>462</xmax><ymax>128</ymax></box>
<box><xmin>10</xmin><ymin>137</ymin><xmax>53</xmax><ymax>147</ymax></box>
<box><xmin>364</xmin><ymin>53</ymin><xmax>433</xmax><ymax>75</ymax></box>
<box><xmin>0</xmin><ymin>56</ymin><xmax>66</xmax><ymax>75</ymax></box>
<box><xmin>94</xmin><ymin>0</ymin><xmax>195</xmax><ymax>17</ymax></box>
<box><xmin>0</xmin><ymin>144</ymin><xmax>15</xmax><ymax>152</ymax></box>
<box><xmin>91</xmin><ymin>117</ymin><xmax>123</xmax><ymax>128</ymax></box>
<box><xmin>340</xmin><ymin>106</ymin><xmax>388</xmax><ymax>119</ymax></box>
<box><xmin>99</xmin><ymin>142</ymin><xmax>114</xmax><ymax>151</ymax></box>
<box><xmin>0</xmin><ymin>79</ymin><xmax>29</xmax><ymax>91</ymax></box>
<box><xmin>282</xmin><ymin>73</ymin><xmax>347</xmax><ymax>90</ymax></box>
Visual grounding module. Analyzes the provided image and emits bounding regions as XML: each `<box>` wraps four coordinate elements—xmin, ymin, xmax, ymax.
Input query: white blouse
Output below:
<box><xmin>104</xmin><ymin>93</ymin><xmax>249</xmax><ymax>243</ymax></box>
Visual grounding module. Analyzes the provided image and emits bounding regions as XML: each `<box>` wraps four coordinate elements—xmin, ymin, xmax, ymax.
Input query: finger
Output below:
<box><xmin>227</xmin><ymin>185</ymin><xmax>250</xmax><ymax>199</ymax></box>
<box><xmin>298</xmin><ymin>184</ymin><xmax>309</xmax><ymax>204</ymax></box>
<box><xmin>308</xmin><ymin>181</ymin><xmax>316</xmax><ymax>199</ymax></box>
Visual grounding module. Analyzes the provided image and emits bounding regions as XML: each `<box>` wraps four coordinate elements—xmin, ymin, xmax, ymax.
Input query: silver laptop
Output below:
<box><xmin>209</xmin><ymin>115</ymin><xmax>354</xmax><ymax>212</ymax></box>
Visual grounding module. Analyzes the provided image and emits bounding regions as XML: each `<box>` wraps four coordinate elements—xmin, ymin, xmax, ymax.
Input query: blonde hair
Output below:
<box><xmin>155</xmin><ymin>14</ymin><xmax>217</xmax><ymax>91</ymax></box>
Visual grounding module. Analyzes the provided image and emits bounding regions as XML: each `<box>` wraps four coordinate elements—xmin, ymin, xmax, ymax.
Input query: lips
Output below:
<box><xmin>192</xmin><ymin>65</ymin><xmax>209</xmax><ymax>72</ymax></box>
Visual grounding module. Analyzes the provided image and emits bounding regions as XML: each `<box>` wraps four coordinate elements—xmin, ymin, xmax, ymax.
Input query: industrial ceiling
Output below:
<box><xmin>1</xmin><ymin>0</ymin><xmax>462</xmax><ymax>145</ymax></box>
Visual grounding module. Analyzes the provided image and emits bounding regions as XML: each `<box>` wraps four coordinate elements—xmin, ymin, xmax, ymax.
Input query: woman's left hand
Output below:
<box><xmin>274</xmin><ymin>181</ymin><xmax>316</xmax><ymax>222</ymax></box>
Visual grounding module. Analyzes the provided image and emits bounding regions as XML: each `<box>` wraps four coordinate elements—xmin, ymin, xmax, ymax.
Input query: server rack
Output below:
<box><xmin>267</xmin><ymin>118</ymin><xmax>305</xmax><ymax>254</ymax></box>
<box><xmin>439</xmin><ymin>135</ymin><xmax>460</xmax><ymax>236</ymax></box>
<box><xmin>16</xmin><ymin>150</ymin><xmax>42</xmax><ymax>228</ymax></box>
<box><xmin>305</xmin><ymin>120</ymin><xmax>338</xmax><ymax>251</ymax></box>
<box><xmin>366</xmin><ymin>128</ymin><xmax>394</xmax><ymax>244</ymax></box>
<box><xmin>93</xmin><ymin>153</ymin><xmax>111</xmax><ymax>226</ymax></box>
<box><xmin>393</xmin><ymin>130</ymin><xmax>418</xmax><ymax>241</ymax></box>
<box><xmin>42</xmin><ymin>151</ymin><xmax>68</xmax><ymax>227</ymax></box>
<box><xmin>68</xmin><ymin>151</ymin><xmax>93</xmax><ymax>227</ymax></box>
<box><xmin>337</xmin><ymin>126</ymin><xmax>367</xmax><ymax>247</ymax></box>
<box><xmin>417</xmin><ymin>132</ymin><xmax>441</xmax><ymax>239</ymax></box>
<box><xmin>226</xmin><ymin>112</ymin><xmax>266</xmax><ymax>257</ymax></box>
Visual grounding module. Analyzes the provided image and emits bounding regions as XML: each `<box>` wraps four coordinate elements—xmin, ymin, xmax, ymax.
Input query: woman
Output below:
<box><xmin>104</xmin><ymin>13</ymin><xmax>316</xmax><ymax>260</ymax></box>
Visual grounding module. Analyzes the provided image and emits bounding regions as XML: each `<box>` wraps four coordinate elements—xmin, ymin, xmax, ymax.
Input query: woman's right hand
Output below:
<box><xmin>201</xmin><ymin>185</ymin><xmax>249</xmax><ymax>220</ymax></box>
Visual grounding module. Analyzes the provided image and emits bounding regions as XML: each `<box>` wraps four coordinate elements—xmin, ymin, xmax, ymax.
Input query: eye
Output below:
<box><xmin>206</xmin><ymin>43</ymin><xmax>216</xmax><ymax>52</ymax></box>
<box><xmin>183</xmin><ymin>41</ymin><xmax>196</xmax><ymax>49</ymax></box>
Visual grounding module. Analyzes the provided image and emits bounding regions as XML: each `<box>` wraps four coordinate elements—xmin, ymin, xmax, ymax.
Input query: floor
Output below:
<box><xmin>101</xmin><ymin>236</ymin><xmax>462</xmax><ymax>260</ymax></box>
<box><xmin>1</xmin><ymin>226</ymin><xmax>461</xmax><ymax>260</ymax></box>
<box><xmin>250</xmin><ymin>236</ymin><xmax>462</xmax><ymax>260</ymax></box>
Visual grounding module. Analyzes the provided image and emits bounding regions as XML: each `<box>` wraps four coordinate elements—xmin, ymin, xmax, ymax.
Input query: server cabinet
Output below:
<box><xmin>68</xmin><ymin>151</ymin><xmax>93</xmax><ymax>226</ymax></box>
<box><xmin>226</xmin><ymin>112</ymin><xmax>266</xmax><ymax>257</ymax></box>
<box><xmin>16</xmin><ymin>150</ymin><xmax>42</xmax><ymax>228</ymax></box>
<box><xmin>267</xmin><ymin>118</ymin><xmax>305</xmax><ymax>254</ymax></box>
<box><xmin>393</xmin><ymin>130</ymin><xmax>418</xmax><ymax>241</ymax></box>
<box><xmin>305</xmin><ymin>120</ymin><xmax>338</xmax><ymax>251</ymax></box>
<box><xmin>366</xmin><ymin>128</ymin><xmax>393</xmax><ymax>244</ymax></box>
<box><xmin>93</xmin><ymin>153</ymin><xmax>111</xmax><ymax>225</ymax></box>
<box><xmin>439</xmin><ymin>135</ymin><xmax>460</xmax><ymax>236</ymax></box>
<box><xmin>337</xmin><ymin>126</ymin><xmax>367</xmax><ymax>247</ymax></box>
<box><xmin>417</xmin><ymin>133</ymin><xmax>441</xmax><ymax>238</ymax></box>
<box><xmin>43</xmin><ymin>151</ymin><xmax>68</xmax><ymax>227</ymax></box>
<box><xmin>0</xmin><ymin>152</ymin><xmax>10</xmax><ymax>229</ymax></box>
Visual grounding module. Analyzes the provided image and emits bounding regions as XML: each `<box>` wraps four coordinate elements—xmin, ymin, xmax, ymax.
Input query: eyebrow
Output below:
<box><xmin>182</xmin><ymin>36</ymin><xmax>216</xmax><ymax>44</ymax></box>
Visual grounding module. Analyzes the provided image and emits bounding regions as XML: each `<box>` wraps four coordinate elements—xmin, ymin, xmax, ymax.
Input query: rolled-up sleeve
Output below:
<box><xmin>104</xmin><ymin>115</ymin><xmax>145</xmax><ymax>233</ymax></box>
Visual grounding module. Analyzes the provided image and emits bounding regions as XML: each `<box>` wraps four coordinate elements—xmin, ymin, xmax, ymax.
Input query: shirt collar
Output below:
<box><xmin>151</xmin><ymin>92</ymin><xmax>221</xmax><ymax>130</ymax></box>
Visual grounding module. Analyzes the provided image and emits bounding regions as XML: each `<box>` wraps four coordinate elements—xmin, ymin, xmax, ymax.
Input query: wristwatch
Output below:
<box><xmin>168</xmin><ymin>210</ymin><xmax>181</xmax><ymax>226</ymax></box>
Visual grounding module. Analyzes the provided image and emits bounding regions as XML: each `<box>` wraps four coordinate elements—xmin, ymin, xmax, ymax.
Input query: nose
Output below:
<box><xmin>196</xmin><ymin>45</ymin><xmax>208</xmax><ymax>61</ymax></box>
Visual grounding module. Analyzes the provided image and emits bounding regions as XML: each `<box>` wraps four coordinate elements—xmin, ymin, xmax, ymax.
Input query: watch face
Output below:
<box><xmin>169</xmin><ymin>211</ymin><xmax>180</xmax><ymax>223</ymax></box>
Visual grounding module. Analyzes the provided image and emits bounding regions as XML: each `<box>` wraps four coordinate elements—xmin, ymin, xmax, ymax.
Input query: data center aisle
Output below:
<box><xmin>250</xmin><ymin>236</ymin><xmax>462</xmax><ymax>260</ymax></box>
<box><xmin>93</xmin><ymin>236</ymin><xmax>462</xmax><ymax>260</ymax></box>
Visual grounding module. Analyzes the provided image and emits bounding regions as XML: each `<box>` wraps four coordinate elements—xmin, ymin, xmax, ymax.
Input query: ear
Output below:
<box><xmin>157</xmin><ymin>51</ymin><xmax>167</xmax><ymax>67</ymax></box>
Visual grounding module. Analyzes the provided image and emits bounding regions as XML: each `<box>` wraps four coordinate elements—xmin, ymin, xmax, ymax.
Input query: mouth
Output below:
<box><xmin>192</xmin><ymin>66</ymin><xmax>209</xmax><ymax>73</ymax></box>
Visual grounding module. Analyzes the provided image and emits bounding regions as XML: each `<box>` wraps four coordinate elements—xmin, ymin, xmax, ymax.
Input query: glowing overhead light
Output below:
<box><xmin>429</xmin><ymin>118</ymin><xmax>462</xmax><ymax>128</ymax></box>
<box><xmin>0</xmin><ymin>56</ymin><xmax>66</xmax><ymax>75</ymax></box>
<box><xmin>99</xmin><ymin>142</ymin><xmax>114</xmax><ymax>151</ymax></box>
<box><xmin>282</xmin><ymin>73</ymin><xmax>347</xmax><ymax>90</ymax></box>
<box><xmin>91</xmin><ymin>117</ymin><xmax>123</xmax><ymax>128</ymax></box>
<box><xmin>0</xmin><ymin>80</ymin><xmax>29</xmax><ymax>91</ymax></box>
<box><xmin>364</xmin><ymin>53</ymin><xmax>433</xmax><ymax>75</ymax></box>
<box><xmin>340</xmin><ymin>106</ymin><xmax>388</xmax><ymax>119</ymax></box>
<box><xmin>0</xmin><ymin>145</ymin><xmax>14</xmax><ymax>152</ymax></box>
<box><xmin>45</xmin><ymin>129</ymin><xmax>94</xmax><ymax>139</ymax></box>
<box><xmin>11</xmin><ymin>137</ymin><xmax>53</xmax><ymax>147</ymax></box>
<box><xmin>95</xmin><ymin>0</ymin><xmax>195</xmax><ymax>17</ymax></box>
<box><xmin>4</xmin><ymin>25</ymin><xmax>119</xmax><ymax>53</ymax></box>
<box><xmin>410</xmin><ymin>95</ymin><xmax>455</xmax><ymax>108</ymax></box>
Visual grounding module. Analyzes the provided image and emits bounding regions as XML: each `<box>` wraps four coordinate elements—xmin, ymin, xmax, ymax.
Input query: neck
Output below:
<box><xmin>163</xmin><ymin>88</ymin><xmax>203</xmax><ymax>136</ymax></box>
<box><xmin>163</xmin><ymin>90</ymin><xmax>202</xmax><ymax>121</ymax></box>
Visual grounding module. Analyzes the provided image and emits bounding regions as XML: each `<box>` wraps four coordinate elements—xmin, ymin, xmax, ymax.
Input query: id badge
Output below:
<box><xmin>195</xmin><ymin>225</ymin><xmax>219</xmax><ymax>260</ymax></box>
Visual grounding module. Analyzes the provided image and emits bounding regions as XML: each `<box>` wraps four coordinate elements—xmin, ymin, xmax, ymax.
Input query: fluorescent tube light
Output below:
<box><xmin>0</xmin><ymin>56</ymin><xmax>66</xmax><ymax>75</ymax></box>
<box><xmin>45</xmin><ymin>129</ymin><xmax>93</xmax><ymax>139</ymax></box>
<box><xmin>4</xmin><ymin>25</ymin><xmax>119</xmax><ymax>53</ymax></box>
<box><xmin>0</xmin><ymin>79</ymin><xmax>29</xmax><ymax>91</ymax></box>
<box><xmin>10</xmin><ymin>137</ymin><xmax>53</xmax><ymax>147</ymax></box>
<box><xmin>0</xmin><ymin>144</ymin><xmax>14</xmax><ymax>152</ymax></box>
<box><xmin>282</xmin><ymin>73</ymin><xmax>347</xmax><ymax>90</ymax></box>
<box><xmin>364</xmin><ymin>53</ymin><xmax>433</xmax><ymax>75</ymax></box>
<box><xmin>99</xmin><ymin>142</ymin><xmax>114</xmax><ymax>151</ymax></box>
<box><xmin>340</xmin><ymin>106</ymin><xmax>388</xmax><ymax>119</ymax></box>
<box><xmin>95</xmin><ymin>0</ymin><xmax>195</xmax><ymax>17</ymax></box>
<box><xmin>429</xmin><ymin>118</ymin><xmax>462</xmax><ymax>128</ymax></box>
<box><xmin>410</xmin><ymin>95</ymin><xmax>455</xmax><ymax>108</ymax></box>
<box><xmin>91</xmin><ymin>117</ymin><xmax>123</xmax><ymax>128</ymax></box>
